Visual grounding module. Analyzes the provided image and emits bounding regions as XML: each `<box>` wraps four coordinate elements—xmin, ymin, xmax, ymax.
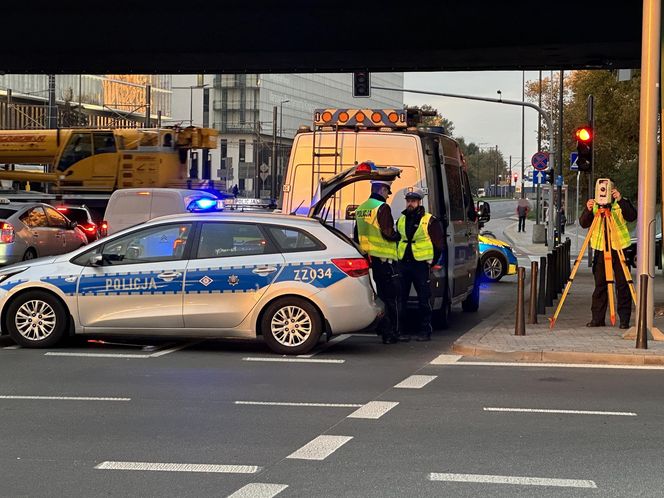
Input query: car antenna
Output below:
<box><xmin>290</xmin><ymin>199</ymin><xmax>305</xmax><ymax>216</ymax></box>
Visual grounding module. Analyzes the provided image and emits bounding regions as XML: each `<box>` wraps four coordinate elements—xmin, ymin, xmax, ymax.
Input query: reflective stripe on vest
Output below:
<box><xmin>355</xmin><ymin>198</ymin><xmax>398</xmax><ymax>260</ymax></box>
<box><xmin>591</xmin><ymin>203</ymin><xmax>631</xmax><ymax>250</ymax></box>
<box><xmin>397</xmin><ymin>212</ymin><xmax>434</xmax><ymax>262</ymax></box>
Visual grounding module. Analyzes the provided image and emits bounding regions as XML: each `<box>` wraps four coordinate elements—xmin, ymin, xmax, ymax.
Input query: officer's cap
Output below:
<box><xmin>405</xmin><ymin>187</ymin><xmax>425</xmax><ymax>200</ymax></box>
<box><xmin>371</xmin><ymin>180</ymin><xmax>393</xmax><ymax>194</ymax></box>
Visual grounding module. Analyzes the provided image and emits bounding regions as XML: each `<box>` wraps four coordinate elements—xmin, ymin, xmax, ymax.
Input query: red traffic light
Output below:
<box><xmin>575</xmin><ymin>127</ymin><xmax>592</xmax><ymax>143</ymax></box>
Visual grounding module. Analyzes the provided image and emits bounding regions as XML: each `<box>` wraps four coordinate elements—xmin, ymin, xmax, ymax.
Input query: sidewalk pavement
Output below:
<box><xmin>454</xmin><ymin>218</ymin><xmax>664</xmax><ymax>365</ymax></box>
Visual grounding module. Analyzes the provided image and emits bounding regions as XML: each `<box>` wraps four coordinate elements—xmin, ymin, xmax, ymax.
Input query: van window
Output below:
<box><xmin>445</xmin><ymin>164</ymin><xmax>465</xmax><ymax>221</ymax></box>
<box><xmin>461</xmin><ymin>170</ymin><xmax>477</xmax><ymax>222</ymax></box>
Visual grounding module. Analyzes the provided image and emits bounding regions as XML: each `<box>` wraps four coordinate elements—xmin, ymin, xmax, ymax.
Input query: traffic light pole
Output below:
<box><xmin>372</xmin><ymin>85</ymin><xmax>557</xmax><ymax>246</ymax></box>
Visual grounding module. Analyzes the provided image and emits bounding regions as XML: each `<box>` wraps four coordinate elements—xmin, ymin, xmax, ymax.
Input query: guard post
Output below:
<box><xmin>537</xmin><ymin>255</ymin><xmax>547</xmax><ymax>314</ymax></box>
<box><xmin>529</xmin><ymin>261</ymin><xmax>538</xmax><ymax>324</ymax></box>
<box><xmin>515</xmin><ymin>266</ymin><xmax>526</xmax><ymax>335</ymax></box>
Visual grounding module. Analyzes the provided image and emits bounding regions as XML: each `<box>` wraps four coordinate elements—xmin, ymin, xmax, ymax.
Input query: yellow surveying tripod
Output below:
<box><xmin>549</xmin><ymin>206</ymin><xmax>636</xmax><ymax>329</ymax></box>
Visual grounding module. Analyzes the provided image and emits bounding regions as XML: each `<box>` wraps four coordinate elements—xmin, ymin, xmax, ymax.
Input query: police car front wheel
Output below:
<box><xmin>6</xmin><ymin>291</ymin><xmax>68</xmax><ymax>348</ymax></box>
<box><xmin>261</xmin><ymin>297</ymin><xmax>322</xmax><ymax>355</ymax></box>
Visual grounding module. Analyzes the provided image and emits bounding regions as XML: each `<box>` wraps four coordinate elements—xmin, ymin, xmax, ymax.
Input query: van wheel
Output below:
<box><xmin>462</xmin><ymin>267</ymin><xmax>481</xmax><ymax>312</ymax></box>
<box><xmin>5</xmin><ymin>291</ymin><xmax>68</xmax><ymax>348</ymax></box>
<box><xmin>22</xmin><ymin>248</ymin><xmax>37</xmax><ymax>261</ymax></box>
<box><xmin>261</xmin><ymin>297</ymin><xmax>322</xmax><ymax>355</ymax></box>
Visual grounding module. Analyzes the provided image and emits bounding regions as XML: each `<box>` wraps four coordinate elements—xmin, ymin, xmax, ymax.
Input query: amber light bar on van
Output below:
<box><xmin>332</xmin><ymin>258</ymin><xmax>370</xmax><ymax>277</ymax></box>
<box><xmin>314</xmin><ymin>109</ymin><xmax>407</xmax><ymax>128</ymax></box>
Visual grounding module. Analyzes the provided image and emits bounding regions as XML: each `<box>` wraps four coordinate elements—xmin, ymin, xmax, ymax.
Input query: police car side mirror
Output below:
<box><xmin>68</xmin><ymin>221</ymin><xmax>78</xmax><ymax>230</ymax></box>
<box><xmin>477</xmin><ymin>201</ymin><xmax>491</xmax><ymax>223</ymax></box>
<box><xmin>89</xmin><ymin>253</ymin><xmax>103</xmax><ymax>267</ymax></box>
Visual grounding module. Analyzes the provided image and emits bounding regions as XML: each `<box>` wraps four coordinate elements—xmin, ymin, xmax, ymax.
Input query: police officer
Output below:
<box><xmin>579</xmin><ymin>185</ymin><xmax>636</xmax><ymax>329</ymax></box>
<box><xmin>354</xmin><ymin>179</ymin><xmax>402</xmax><ymax>344</ymax></box>
<box><xmin>396</xmin><ymin>188</ymin><xmax>444</xmax><ymax>341</ymax></box>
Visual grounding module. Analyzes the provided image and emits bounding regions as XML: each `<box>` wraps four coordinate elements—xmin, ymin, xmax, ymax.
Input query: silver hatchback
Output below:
<box><xmin>0</xmin><ymin>199</ymin><xmax>88</xmax><ymax>265</ymax></box>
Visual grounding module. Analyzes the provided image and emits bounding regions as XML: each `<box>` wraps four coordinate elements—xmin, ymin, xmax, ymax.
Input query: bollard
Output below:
<box><xmin>537</xmin><ymin>256</ymin><xmax>547</xmax><ymax>314</ymax></box>
<box><xmin>553</xmin><ymin>245</ymin><xmax>561</xmax><ymax>296</ymax></box>
<box><xmin>529</xmin><ymin>261</ymin><xmax>538</xmax><ymax>324</ymax></box>
<box><xmin>636</xmin><ymin>274</ymin><xmax>649</xmax><ymax>349</ymax></box>
<box><xmin>515</xmin><ymin>266</ymin><xmax>526</xmax><ymax>336</ymax></box>
<box><xmin>558</xmin><ymin>244</ymin><xmax>564</xmax><ymax>293</ymax></box>
<box><xmin>545</xmin><ymin>252</ymin><xmax>554</xmax><ymax>307</ymax></box>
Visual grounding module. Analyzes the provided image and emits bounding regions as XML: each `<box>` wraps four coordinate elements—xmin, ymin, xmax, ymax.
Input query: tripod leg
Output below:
<box><xmin>602</xmin><ymin>211</ymin><xmax>617</xmax><ymax>326</ymax></box>
<box><xmin>606</xmin><ymin>216</ymin><xmax>637</xmax><ymax>305</ymax></box>
<box><xmin>549</xmin><ymin>212</ymin><xmax>601</xmax><ymax>329</ymax></box>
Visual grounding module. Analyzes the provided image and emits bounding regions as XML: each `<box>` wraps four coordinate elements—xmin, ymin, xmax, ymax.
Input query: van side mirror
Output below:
<box><xmin>477</xmin><ymin>201</ymin><xmax>491</xmax><ymax>223</ymax></box>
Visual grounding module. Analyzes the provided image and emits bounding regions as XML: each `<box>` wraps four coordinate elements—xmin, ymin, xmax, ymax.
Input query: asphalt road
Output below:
<box><xmin>1</xmin><ymin>205</ymin><xmax>662</xmax><ymax>497</ymax></box>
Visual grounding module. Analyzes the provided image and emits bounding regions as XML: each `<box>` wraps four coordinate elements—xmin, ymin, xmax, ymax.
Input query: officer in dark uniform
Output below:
<box><xmin>396</xmin><ymin>188</ymin><xmax>444</xmax><ymax>341</ymax></box>
<box><xmin>354</xmin><ymin>179</ymin><xmax>403</xmax><ymax>344</ymax></box>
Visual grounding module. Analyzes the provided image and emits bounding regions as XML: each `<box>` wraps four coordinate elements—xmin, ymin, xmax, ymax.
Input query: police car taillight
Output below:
<box><xmin>0</xmin><ymin>222</ymin><xmax>15</xmax><ymax>243</ymax></box>
<box><xmin>100</xmin><ymin>221</ymin><xmax>108</xmax><ymax>237</ymax></box>
<box><xmin>332</xmin><ymin>257</ymin><xmax>370</xmax><ymax>277</ymax></box>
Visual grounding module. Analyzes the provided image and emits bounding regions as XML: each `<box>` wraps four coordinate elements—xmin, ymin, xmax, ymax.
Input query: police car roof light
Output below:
<box><xmin>356</xmin><ymin>162</ymin><xmax>373</xmax><ymax>173</ymax></box>
<box><xmin>187</xmin><ymin>198</ymin><xmax>222</xmax><ymax>212</ymax></box>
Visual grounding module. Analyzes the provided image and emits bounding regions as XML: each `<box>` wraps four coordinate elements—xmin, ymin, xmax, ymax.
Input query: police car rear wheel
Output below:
<box><xmin>6</xmin><ymin>291</ymin><xmax>67</xmax><ymax>348</ymax></box>
<box><xmin>262</xmin><ymin>298</ymin><xmax>322</xmax><ymax>355</ymax></box>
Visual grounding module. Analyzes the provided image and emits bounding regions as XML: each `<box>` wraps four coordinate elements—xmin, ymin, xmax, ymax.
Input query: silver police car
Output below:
<box><xmin>0</xmin><ymin>211</ymin><xmax>382</xmax><ymax>355</ymax></box>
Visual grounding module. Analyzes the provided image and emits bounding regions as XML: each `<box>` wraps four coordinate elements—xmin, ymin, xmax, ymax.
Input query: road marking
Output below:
<box><xmin>0</xmin><ymin>395</ymin><xmax>130</xmax><ymax>401</ymax></box>
<box><xmin>227</xmin><ymin>483</ymin><xmax>288</xmax><ymax>498</ymax></box>
<box><xmin>394</xmin><ymin>375</ymin><xmax>437</xmax><ymax>389</ymax></box>
<box><xmin>347</xmin><ymin>401</ymin><xmax>398</xmax><ymax>419</ymax></box>
<box><xmin>450</xmin><ymin>361</ymin><xmax>664</xmax><ymax>370</ymax></box>
<box><xmin>149</xmin><ymin>341</ymin><xmax>202</xmax><ymax>357</ymax></box>
<box><xmin>95</xmin><ymin>461</ymin><xmax>260</xmax><ymax>473</ymax></box>
<box><xmin>297</xmin><ymin>335</ymin><xmax>350</xmax><ymax>358</ymax></box>
<box><xmin>430</xmin><ymin>354</ymin><xmax>462</xmax><ymax>365</ymax></box>
<box><xmin>243</xmin><ymin>357</ymin><xmax>345</xmax><ymax>364</ymax></box>
<box><xmin>484</xmin><ymin>407</ymin><xmax>637</xmax><ymax>416</ymax></box>
<box><xmin>428</xmin><ymin>473</ymin><xmax>597</xmax><ymax>488</ymax></box>
<box><xmin>287</xmin><ymin>435</ymin><xmax>353</xmax><ymax>460</ymax></box>
<box><xmin>45</xmin><ymin>352</ymin><xmax>152</xmax><ymax>358</ymax></box>
<box><xmin>2</xmin><ymin>345</ymin><xmax>20</xmax><ymax>350</ymax></box>
<box><xmin>235</xmin><ymin>401</ymin><xmax>363</xmax><ymax>408</ymax></box>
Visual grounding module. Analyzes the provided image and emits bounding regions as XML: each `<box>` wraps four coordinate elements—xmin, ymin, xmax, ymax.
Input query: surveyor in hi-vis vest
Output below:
<box><xmin>396</xmin><ymin>188</ymin><xmax>444</xmax><ymax>341</ymax></box>
<box><xmin>579</xmin><ymin>184</ymin><xmax>636</xmax><ymax>329</ymax></box>
<box><xmin>353</xmin><ymin>177</ymin><xmax>403</xmax><ymax>344</ymax></box>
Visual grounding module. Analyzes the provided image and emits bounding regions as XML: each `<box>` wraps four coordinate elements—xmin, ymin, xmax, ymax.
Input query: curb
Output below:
<box><xmin>452</xmin><ymin>342</ymin><xmax>664</xmax><ymax>365</ymax></box>
<box><xmin>501</xmin><ymin>221</ymin><xmax>519</xmax><ymax>249</ymax></box>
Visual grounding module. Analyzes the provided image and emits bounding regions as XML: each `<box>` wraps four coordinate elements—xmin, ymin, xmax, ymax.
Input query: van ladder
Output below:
<box><xmin>311</xmin><ymin>123</ymin><xmax>341</xmax><ymax>226</ymax></box>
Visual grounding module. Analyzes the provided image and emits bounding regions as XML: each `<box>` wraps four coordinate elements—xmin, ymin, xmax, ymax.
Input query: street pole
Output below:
<box><xmin>47</xmin><ymin>75</ymin><xmax>57</xmax><ymax>129</ymax></box>
<box><xmin>509</xmin><ymin>155</ymin><xmax>512</xmax><ymax>198</ymax></box>
<box><xmin>575</xmin><ymin>171</ymin><xmax>580</xmax><ymax>255</ymax></box>
<box><xmin>271</xmin><ymin>106</ymin><xmax>278</xmax><ymax>199</ymax></box>
<box><xmin>521</xmin><ymin>70</ymin><xmax>525</xmax><ymax>198</ymax></box>
<box><xmin>556</xmin><ymin>70</ymin><xmax>564</xmax><ymax>245</ymax></box>
<box><xmin>145</xmin><ymin>84</ymin><xmax>151</xmax><ymax>128</ymax></box>
<box><xmin>279</xmin><ymin>99</ymin><xmax>289</xmax><ymax>196</ymax></box>
<box><xmin>494</xmin><ymin>145</ymin><xmax>498</xmax><ymax>197</ymax></box>
<box><xmin>536</xmin><ymin>70</ymin><xmax>542</xmax><ymax>225</ymax></box>
<box><xmin>635</xmin><ymin>0</ymin><xmax>661</xmax><ymax>338</ymax></box>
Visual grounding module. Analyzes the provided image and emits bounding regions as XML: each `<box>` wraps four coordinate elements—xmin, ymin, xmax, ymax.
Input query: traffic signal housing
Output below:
<box><xmin>545</xmin><ymin>168</ymin><xmax>555</xmax><ymax>184</ymax></box>
<box><xmin>574</xmin><ymin>125</ymin><xmax>593</xmax><ymax>172</ymax></box>
<box><xmin>352</xmin><ymin>72</ymin><xmax>371</xmax><ymax>97</ymax></box>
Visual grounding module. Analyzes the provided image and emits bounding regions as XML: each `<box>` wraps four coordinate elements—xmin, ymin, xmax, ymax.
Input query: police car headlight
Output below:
<box><xmin>0</xmin><ymin>269</ymin><xmax>26</xmax><ymax>284</ymax></box>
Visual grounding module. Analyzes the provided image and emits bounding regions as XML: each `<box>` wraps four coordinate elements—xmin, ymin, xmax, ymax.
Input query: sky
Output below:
<box><xmin>403</xmin><ymin>71</ymin><xmax>549</xmax><ymax>180</ymax></box>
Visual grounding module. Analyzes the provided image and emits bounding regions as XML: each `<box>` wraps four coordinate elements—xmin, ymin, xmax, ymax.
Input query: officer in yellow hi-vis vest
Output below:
<box><xmin>353</xmin><ymin>179</ymin><xmax>403</xmax><ymax>344</ymax></box>
<box><xmin>396</xmin><ymin>188</ymin><xmax>444</xmax><ymax>341</ymax></box>
<box><xmin>579</xmin><ymin>184</ymin><xmax>636</xmax><ymax>329</ymax></box>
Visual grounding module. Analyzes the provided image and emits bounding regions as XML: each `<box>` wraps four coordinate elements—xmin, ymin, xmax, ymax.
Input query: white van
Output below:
<box><xmin>102</xmin><ymin>188</ymin><xmax>219</xmax><ymax>236</ymax></box>
<box><xmin>281</xmin><ymin>109</ymin><xmax>491</xmax><ymax>326</ymax></box>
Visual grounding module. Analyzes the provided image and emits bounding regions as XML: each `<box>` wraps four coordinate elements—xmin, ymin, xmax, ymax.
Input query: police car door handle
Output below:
<box><xmin>157</xmin><ymin>271</ymin><xmax>182</xmax><ymax>280</ymax></box>
<box><xmin>252</xmin><ymin>266</ymin><xmax>277</xmax><ymax>275</ymax></box>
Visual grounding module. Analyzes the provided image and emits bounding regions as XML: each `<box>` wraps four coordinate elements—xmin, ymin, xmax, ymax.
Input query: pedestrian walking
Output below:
<box><xmin>579</xmin><ymin>184</ymin><xmax>636</xmax><ymax>329</ymax></box>
<box><xmin>396</xmin><ymin>188</ymin><xmax>444</xmax><ymax>341</ymax></box>
<box><xmin>516</xmin><ymin>199</ymin><xmax>530</xmax><ymax>232</ymax></box>
<box><xmin>232</xmin><ymin>184</ymin><xmax>239</xmax><ymax>198</ymax></box>
<box><xmin>354</xmin><ymin>176</ymin><xmax>403</xmax><ymax>344</ymax></box>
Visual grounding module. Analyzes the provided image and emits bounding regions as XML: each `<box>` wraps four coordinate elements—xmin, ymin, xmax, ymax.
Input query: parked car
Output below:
<box><xmin>478</xmin><ymin>234</ymin><xmax>518</xmax><ymax>282</ymax></box>
<box><xmin>55</xmin><ymin>205</ymin><xmax>100</xmax><ymax>243</ymax></box>
<box><xmin>624</xmin><ymin>233</ymin><xmax>662</xmax><ymax>269</ymax></box>
<box><xmin>477</xmin><ymin>188</ymin><xmax>486</xmax><ymax>198</ymax></box>
<box><xmin>0</xmin><ymin>199</ymin><xmax>88</xmax><ymax>265</ymax></box>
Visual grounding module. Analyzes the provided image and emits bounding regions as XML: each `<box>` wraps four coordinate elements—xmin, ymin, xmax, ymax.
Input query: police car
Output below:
<box><xmin>0</xmin><ymin>174</ymin><xmax>389</xmax><ymax>355</ymax></box>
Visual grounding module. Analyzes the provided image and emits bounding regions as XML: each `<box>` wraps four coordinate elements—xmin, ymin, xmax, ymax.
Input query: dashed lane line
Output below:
<box><xmin>95</xmin><ymin>461</ymin><xmax>260</xmax><ymax>473</ymax></box>
<box><xmin>149</xmin><ymin>340</ymin><xmax>202</xmax><ymax>357</ymax></box>
<box><xmin>227</xmin><ymin>483</ymin><xmax>289</xmax><ymax>498</ymax></box>
<box><xmin>347</xmin><ymin>401</ymin><xmax>399</xmax><ymax>419</ymax></box>
<box><xmin>297</xmin><ymin>335</ymin><xmax>351</xmax><ymax>358</ymax></box>
<box><xmin>430</xmin><ymin>354</ymin><xmax>462</xmax><ymax>364</ymax></box>
<box><xmin>428</xmin><ymin>472</ymin><xmax>597</xmax><ymax>489</ymax></box>
<box><xmin>45</xmin><ymin>352</ymin><xmax>152</xmax><ymax>358</ymax></box>
<box><xmin>235</xmin><ymin>401</ymin><xmax>363</xmax><ymax>408</ymax></box>
<box><xmin>287</xmin><ymin>435</ymin><xmax>353</xmax><ymax>461</ymax></box>
<box><xmin>484</xmin><ymin>407</ymin><xmax>637</xmax><ymax>416</ymax></box>
<box><xmin>394</xmin><ymin>375</ymin><xmax>437</xmax><ymax>389</ymax></box>
<box><xmin>0</xmin><ymin>396</ymin><xmax>130</xmax><ymax>401</ymax></box>
<box><xmin>2</xmin><ymin>345</ymin><xmax>20</xmax><ymax>350</ymax></box>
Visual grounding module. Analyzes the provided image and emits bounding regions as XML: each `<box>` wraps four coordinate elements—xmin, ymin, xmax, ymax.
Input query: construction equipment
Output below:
<box><xmin>0</xmin><ymin>126</ymin><xmax>218</xmax><ymax>193</ymax></box>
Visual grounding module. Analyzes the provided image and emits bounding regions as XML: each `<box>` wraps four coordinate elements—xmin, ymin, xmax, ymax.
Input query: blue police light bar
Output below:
<box><xmin>187</xmin><ymin>198</ymin><xmax>223</xmax><ymax>212</ymax></box>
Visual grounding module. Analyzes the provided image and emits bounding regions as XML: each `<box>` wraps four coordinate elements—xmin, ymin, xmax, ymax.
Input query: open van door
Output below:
<box><xmin>308</xmin><ymin>163</ymin><xmax>401</xmax><ymax>218</ymax></box>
